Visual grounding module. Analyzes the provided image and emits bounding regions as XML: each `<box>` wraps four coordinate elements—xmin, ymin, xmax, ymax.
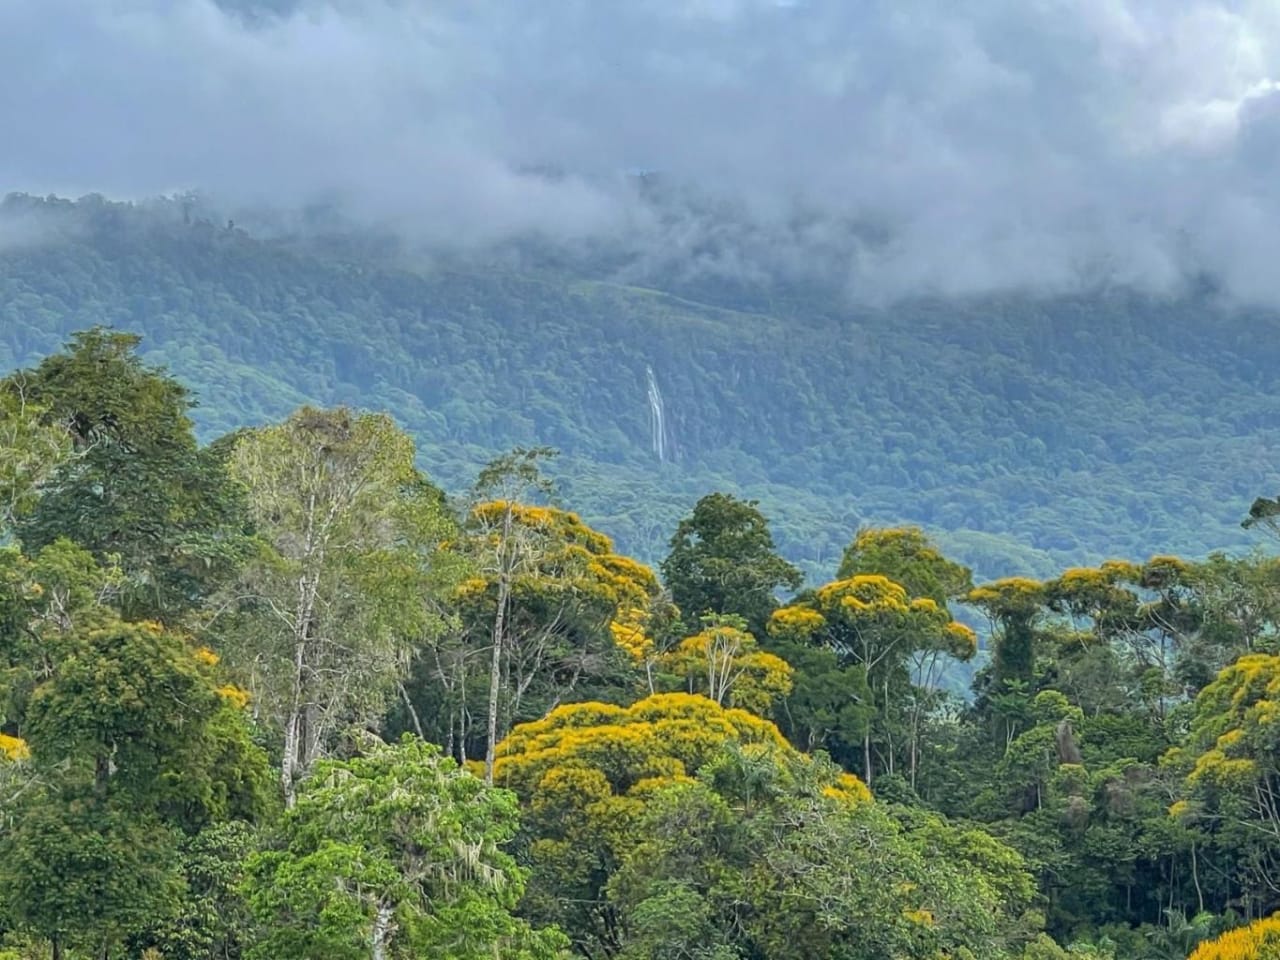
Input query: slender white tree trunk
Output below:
<box><xmin>484</xmin><ymin>506</ymin><xmax>515</xmax><ymax>785</ymax></box>
<box><xmin>484</xmin><ymin>576</ymin><xmax>509</xmax><ymax>785</ymax></box>
<box><xmin>281</xmin><ymin>632</ymin><xmax>305</xmax><ymax>808</ymax></box>
<box><xmin>283</xmin><ymin>498</ymin><xmax>319</xmax><ymax>808</ymax></box>
<box><xmin>371</xmin><ymin>903</ymin><xmax>394</xmax><ymax>960</ymax></box>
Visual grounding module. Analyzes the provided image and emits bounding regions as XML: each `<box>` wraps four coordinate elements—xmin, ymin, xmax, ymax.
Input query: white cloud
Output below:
<box><xmin>2</xmin><ymin>0</ymin><xmax>1279</xmax><ymax>301</ymax></box>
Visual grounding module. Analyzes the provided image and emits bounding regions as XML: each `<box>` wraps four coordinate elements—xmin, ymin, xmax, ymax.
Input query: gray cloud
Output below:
<box><xmin>2</xmin><ymin>0</ymin><xmax>1279</xmax><ymax>301</ymax></box>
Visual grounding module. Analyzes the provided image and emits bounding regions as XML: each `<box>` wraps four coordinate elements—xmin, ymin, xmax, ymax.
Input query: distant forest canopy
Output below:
<box><xmin>2</xmin><ymin>191</ymin><xmax>1278</xmax><ymax>582</ymax></box>
<box><xmin>8</xmin><ymin>326</ymin><xmax>1280</xmax><ymax>959</ymax></box>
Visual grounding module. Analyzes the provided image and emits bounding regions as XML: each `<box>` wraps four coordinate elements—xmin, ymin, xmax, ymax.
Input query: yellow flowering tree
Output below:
<box><xmin>1165</xmin><ymin>653</ymin><xmax>1280</xmax><ymax>910</ymax></box>
<box><xmin>450</xmin><ymin>454</ymin><xmax>667</xmax><ymax>781</ymax></box>
<box><xmin>490</xmin><ymin>692</ymin><xmax>870</xmax><ymax>956</ymax></box>
<box><xmin>969</xmin><ymin>577</ymin><xmax>1045</xmax><ymax>693</ymax></box>
<box><xmin>769</xmin><ymin>573</ymin><xmax>974</xmax><ymax>785</ymax></box>
<box><xmin>968</xmin><ymin>577</ymin><xmax>1048</xmax><ymax>745</ymax></box>
<box><xmin>1186</xmin><ymin>913</ymin><xmax>1280</xmax><ymax>959</ymax></box>
<box><xmin>658</xmin><ymin>615</ymin><xmax>794</xmax><ymax>715</ymax></box>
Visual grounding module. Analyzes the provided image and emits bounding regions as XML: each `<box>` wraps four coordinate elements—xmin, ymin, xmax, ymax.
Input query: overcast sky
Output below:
<box><xmin>2</xmin><ymin>0</ymin><xmax>1279</xmax><ymax>301</ymax></box>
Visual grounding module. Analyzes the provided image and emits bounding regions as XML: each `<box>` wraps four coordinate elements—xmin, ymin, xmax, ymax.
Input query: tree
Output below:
<box><xmin>1165</xmin><ymin>653</ymin><xmax>1280</xmax><ymax>912</ymax></box>
<box><xmin>969</xmin><ymin>577</ymin><xmax>1047</xmax><ymax>744</ymax></box>
<box><xmin>491</xmin><ymin>693</ymin><xmax>869</xmax><ymax>956</ymax></box>
<box><xmin>215</xmin><ymin>406</ymin><xmax>456</xmax><ymax>807</ymax></box>
<box><xmin>837</xmin><ymin>527</ymin><xmax>975</xmax><ymax>786</ymax></box>
<box><xmin>0</xmin><ymin>617</ymin><xmax>272</xmax><ymax>958</ymax></box>
<box><xmin>1243</xmin><ymin>494</ymin><xmax>1280</xmax><ymax>540</ymax></box>
<box><xmin>456</xmin><ymin>449</ymin><xmax>663</xmax><ymax>782</ymax></box>
<box><xmin>1</xmin><ymin>798</ymin><xmax>183</xmax><ymax>960</ymax></box>
<box><xmin>838</xmin><ymin>526</ymin><xmax>973</xmax><ymax>606</ymax></box>
<box><xmin>658</xmin><ymin>614</ymin><xmax>793</xmax><ymax>715</ymax></box>
<box><xmin>768</xmin><ymin>575</ymin><xmax>975</xmax><ymax>784</ymax></box>
<box><xmin>137</xmin><ymin>821</ymin><xmax>262</xmax><ymax>960</ymax></box>
<box><xmin>514</xmin><ymin>714</ymin><xmax>1037</xmax><ymax>960</ymax></box>
<box><xmin>23</xmin><ymin>620</ymin><xmax>268</xmax><ymax>822</ymax></box>
<box><xmin>662</xmin><ymin>493</ymin><xmax>802</xmax><ymax>635</ymax></box>
<box><xmin>1178</xmin><ymin>554</ymin><xmax>1280</xmax><ymax>691</ymax></box>
<box><xmin>5</xmin><ymin>328</ymin><xmax>249</xmax><ymax>621</ymax></box>
<box><xmin>716</xmin><ymin>794</ymin><xmax>1035</xmax><ymax>960</ymax></box>
<box><xmin>467</xmin><ymin>447</ymin><xmax>558</xmax><ymax>784</ymax></box>
<box><xmin>242</xmin><ymin>737</ymin><xmax>566</xmax><ymax>960</ymax></box>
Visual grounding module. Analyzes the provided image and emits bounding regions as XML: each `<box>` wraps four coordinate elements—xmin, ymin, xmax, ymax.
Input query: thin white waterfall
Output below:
<box><xmin>645</xmin><ymin>365</ymin><xmax>669</xmax><ymax>463</ymax></box>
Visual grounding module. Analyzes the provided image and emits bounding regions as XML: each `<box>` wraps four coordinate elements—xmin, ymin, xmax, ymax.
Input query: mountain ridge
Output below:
<box><xmin>2</xmin><ymin>193</ymin><xmax>1276</xmax><ymax>582</ymax></box>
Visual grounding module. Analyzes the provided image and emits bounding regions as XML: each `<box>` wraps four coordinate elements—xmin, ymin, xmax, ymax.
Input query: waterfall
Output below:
<box><xmin>645</xmin><ymin>365</ymin><xmax>670</xmax><ymax>463</ymax></box>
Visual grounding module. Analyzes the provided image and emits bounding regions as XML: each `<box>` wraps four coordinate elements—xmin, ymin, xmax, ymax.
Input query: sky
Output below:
<box><xmin>2</xmin><ymin>0</ymin><xmax>1279</xmax><ymax>302</ymax></box>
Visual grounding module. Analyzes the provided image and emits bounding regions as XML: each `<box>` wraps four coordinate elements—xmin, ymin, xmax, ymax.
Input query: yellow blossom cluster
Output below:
<box><xmin>0</xmin><ymin>733</ymin><xmax>29</xmax><ymax>762</ymax></box>
<box><xmin>494</xmin><ymin>692</ymin><xmax>868</xmax><ymax>803</ymax></box>
<box><xmin>1188</xmin><ymin>912</ymin><xmax>1280</xmax><ymax>959</ymax></box>
<box><xmin>771</xmin><ymin>570</ymin><xmax>973</xmax><ymax>664</ymax></box>
<box><xmin>817</xmin><ymin>575</ymin><xmax>910</xmax><ymax>615</ymax></box>
<box><xmin>968</xmin><ymin>577</ymin><xmax>1044</xmax><ymax>608</ymax></box>
<box><xmin>217</xmin><ymin>684</ymin><xmax>251</xmax><ymax>709</ymax></box>
<box><xmin>766</xmin><ymin>605</ymin><xmax>826</xmax><ymax>641</ymax></box>
<box><xmin>944</xmin><ymin>621</ymin><xmax>979</xmax><ymax>659</ymax></box>
<box><xmin>193</xmin><ymin>646</ymin><xmax>221</xmax><ymax>667</ymax></box>
<box><xmin>609</xmin><ymin>616</ymin><xmax>653</xmax><ymax>662</ymax></box>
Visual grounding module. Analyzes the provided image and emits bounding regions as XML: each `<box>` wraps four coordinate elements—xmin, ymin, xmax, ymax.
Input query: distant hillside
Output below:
<box><xmin>3</xmin><ymin>193</ymin><xmax>1277</xmax><ymax>581</ymax></box>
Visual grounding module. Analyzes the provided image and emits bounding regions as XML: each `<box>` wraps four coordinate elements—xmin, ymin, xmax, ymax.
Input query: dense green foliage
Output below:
<box><xmin>3</xmin><ymin>194</ymin><xmax>1278</xmax><ymax>582</ymax></box>
<box><xmin>662</xmin><ymin>491</ymin><xmax>803</xmax><ymax>636</ymax></box>
<box><xmin>7</xmin><ymin>234</ymin><xmax>1280</xmax><ymax>958</ymax></box>
<box><xmin>243</xmin><ymin>739</ymin><xmax>565</xmax><ymax>960</ymax></box>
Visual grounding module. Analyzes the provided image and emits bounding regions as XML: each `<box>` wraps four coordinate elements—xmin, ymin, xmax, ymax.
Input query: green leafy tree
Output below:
<box><xmin>0</xmin><ymin>385</ymin><xmax>69</xmax><ymax>534</ymax></box>
<box><xmin>1</xmin><ymin>798</ymin><xmax>183</xmax><ymax>960</ymax></box>
<box><xmin>0</xmin><ymin>617</ymin><xmax>272</xmax><ymax>958</ymax></box>
<box><xmin>662</xmin><ymin>493</ymin><xmax>802</xmax><ymax>635</ymax></box>
<box><xmin>5</xmin><ymin>328</ymin><xmax>250</xmax><ymax>621</ymax></box>
<box><xmin>137</xmin><ymin>821</ymin><xmax>261</xmax><ymax>960</ymax></box>
<box><xmin>215</xmin><ymin>406</ymin><xmax>457</xmax><ymax>807</ymax></box>
<box><xmin>605</xmin><ymin>757</ymin><xmax>1037</xmax><ymax>960</ymax></box>
<box><xmin>242</xmin><ymin>737</ymin><xmax>567</xmax><ymax>960</ymax></box>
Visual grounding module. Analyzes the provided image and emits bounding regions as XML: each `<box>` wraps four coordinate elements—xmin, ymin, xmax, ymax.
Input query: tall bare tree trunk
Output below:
<box><xmin>371</xmin><ymin>903</ymin><xmax>394</xmax><ymax>960</ymax></box>
<box><xmin>282</xmin><ymin>630</ymin><xmax>306</xmax><ymax>808</ymax></box>
<box><xmin>398</xmin><ymin>682</ymin><xmax>424</xmax><ymax>739</ymax></box>
<box><xmin>282</xmin><ymin>572</ymin><xmax>317</xmax><ymax>808</ymax></box>
<box><xmin>484</xmin><ymin>506</ymin><xmax>514</xmax><ymax>785</ymax></box>
<box><xmin>484</xmin><ymin>579</ymin><xmax>508</xmax><ymax>785</ymax></box>
<box><xmin>282</xmin><ymin>494</ymin><xmax>320</xmax><ymax>808</ymax></box>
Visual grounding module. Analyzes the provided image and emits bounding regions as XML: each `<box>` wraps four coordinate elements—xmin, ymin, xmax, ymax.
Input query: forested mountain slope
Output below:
<box><xmin>2</xmin><ymin>193</ymin><xmax>1276</xmax><ymax>579</ymax></box>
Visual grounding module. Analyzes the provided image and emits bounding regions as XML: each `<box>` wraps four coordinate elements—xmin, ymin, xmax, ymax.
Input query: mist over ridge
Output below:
<box><xmin>3</xmin><ymin>0</ymin><xmax>1280</xmax><ymax>303</ymax></box>
<box><xmin>3</xmin><ymin>191</ymin><xmax>1279</xmax><ymax>588</ymax></box>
